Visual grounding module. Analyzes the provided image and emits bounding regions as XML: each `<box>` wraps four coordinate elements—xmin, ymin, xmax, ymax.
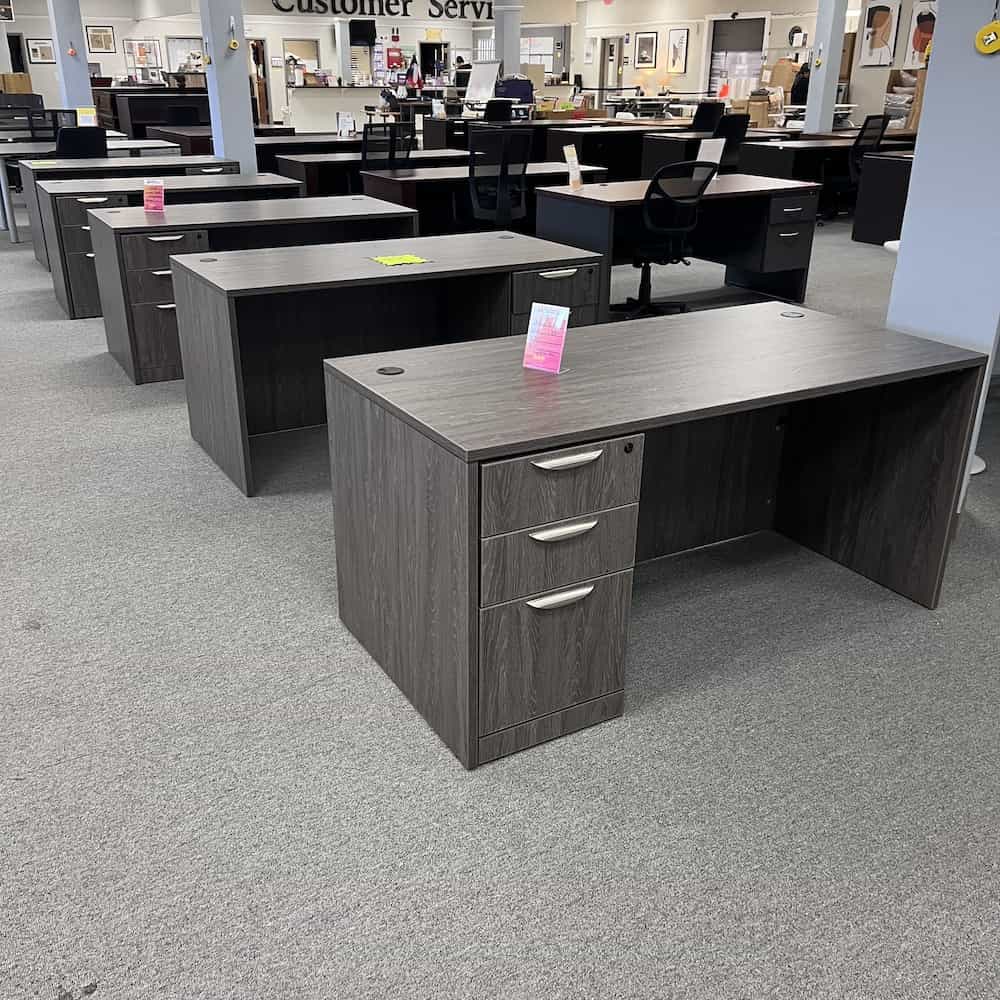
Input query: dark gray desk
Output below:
<box><xmin>91</xmin><ymin>195</ymin><xmax>418</xmax><ymax>385</ymax></box>
<box><xmin>640</xmin><ymin>129</ymin><xmax>785</xmax><ymax>176</ymax></box>
<box><xmin>254</xmin><ymin>133</ymin><xmax>364</xmax><ymax>172</ymax></box>
<box><xmin>360</xmin><ymin>162</ymin><xmax>608</xmax><ymax>236</ymax></box>
<box><xmin>852</xmin><ymin>151</ymin><xmax>913</xmax><ymax>246</ymax></box>
<box><xmin>147</xmin><ymin>124</ymin><xmax>295</xmax><ymax>154</ymax></box>
<box><xmin>22</xmin><ymin>154</ymin><xmax>238</xmax><ymax>268</ymax></box>
<box><xmin>326</xmin><ymin>302</ymin><xmax>985</xmax><ymax>768</ymax></box>
<box><xmin>277</xmin><ymin>148</ymin><xmax>471</xmax><ymax>196</ymax></box>
<box><xmin>39</xmin><ymin>173</ymin><xmax>302</xmax><ymax>320</ymax></box>
<box><xmin>548</xmin><ymin>125</ymin><xmax>678</xmax><ymax>180</ymax></box>
<box><xmin>171</xmin><ymin>232</ymin><xmax>602</xmax><ymax>495</ymax></box>
<box><xmin>738</xmin><ymin>138</ymin><xmax>912</xmax><ymax>183</ymax></box>
<box><xmin>535</xmin><ymin>175</ymin><xmax>821</xmax><ymax>318</ymax></box>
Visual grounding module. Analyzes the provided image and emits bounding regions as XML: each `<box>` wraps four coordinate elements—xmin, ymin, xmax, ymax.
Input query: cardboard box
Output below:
<box><xmin>0</xmin><ymin>73</ymin><xmax>33</xmax><ymax>94</ymax></box>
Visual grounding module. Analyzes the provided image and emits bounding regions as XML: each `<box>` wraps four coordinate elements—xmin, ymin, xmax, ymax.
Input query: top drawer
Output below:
<box><xmin>768</xmin><ymin>192</ymin><xmax>818</xmax><ymax>225</ymax></box>
<box><xmin>57</xmin><ymin>192</ymin><xmax>128</xmax><ymax>228</ymax></box>
<box><xmin>512</xmin><ymin>264</ymin><xmax>600</xmax><ymax>313</ymax></box>
<box><xmin>481</xmin><ymin>434</ymin><xmax>644</xmax><ymax>537</ymax></box>
<box><xmin>121</xmin><ymin>229</ymin><xmax>209</xmax><ymax>270</ymax></box>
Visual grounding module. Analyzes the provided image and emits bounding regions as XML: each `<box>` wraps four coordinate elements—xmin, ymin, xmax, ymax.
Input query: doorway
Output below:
<box><xmin>248</xmin><ymin>38</ymin><xmax>270</xmax><ymax>125</ymax></box>
<box><xmin>7</xmin><ymin>32</ymin><xmax>25</xmax><ymax>74</ymax></box>
<box><xmin>598</xmin><ymin>36</ymin><xmax>624</xmax><ymax>96</ymax></box>
<box><xmin>419</xmin><ymin>41</ymin><xmax>449</xmax><ymax>80</ymax></box>
<box><xmin>708</xmin><ymin>16</ymin><xmax>766</xmax><ymax>96</ymax></box>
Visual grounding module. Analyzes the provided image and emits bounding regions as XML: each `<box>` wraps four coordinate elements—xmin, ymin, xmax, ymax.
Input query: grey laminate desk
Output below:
<box><xmin>535</xmin><ymin>175</ymin><xmax>821</xmax><ymax>317</ymax></box>
<box><xmin>171</xmin><ymin>232</ymin><xmax>602</xmax><ymax>496</ymax></box>
<box><xmin>39</xmin><ymin>173</ymin><xmax>302</xmax><ymax>319</ymax></box>
<box><xmin>91</xmin><ymin>196</ymin><xmax>419</xmax><ymax>385</ymax></box>
<box><xmin>22</xmin><ymin>154</ymin><xmax>237</xmax><ymax>268</ymax></box>
<box><xmin>326</xmin><ymin>302</ymin><xmax>985</xmax><ymax>768</ymax></box>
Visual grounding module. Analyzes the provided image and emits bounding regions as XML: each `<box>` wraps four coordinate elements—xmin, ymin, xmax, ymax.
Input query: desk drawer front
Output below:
<box><xmin>768</xmin><ymin>193</ymin><xmax>818</xmax><ymax>225</ymax></box>
<box><xmin>481</xmin><ymin>434</ymin><xmax>644</xmax><ymax>537</ymax></box>
<box><xmin>481</xmin><ymin>503</ymin><xmax>638</xmax><ymax>607</ymax></box>
<box><xmin>131</xmin><ymin>302</ymin><xmax>180</xmax><ymax>371</ymax></box>
<box><xmin>127</xmin><ymin>266</ymin><xmax>174</xmax><ymax>305</ymax></box>
<box><xmin>184</xmin><ymin>163</ymin><xmax>239</xmax><ymax>176</ymax></box>
<box><xmin>122</xmin><ymin>230</ymin><xmax>209</xmax><ymax>270</ymax></box>
<box><xmin>62</xmin><ymin>224</ymin><xmax>93</xmax><ymax>254</ymax></box>
<box><xmin>761</xmin><ymin>223</ymin><xmax>815</xmax><ymax>272</ymax></box>
<box><xmin>66</xmin><ymin>251</ymin><xmax>101</xmax><ymax>318</ymax></box>
<box><xmin>478</xmin><ymin>568</ymin><xmax>632</xmax><ymax>735</ymax></box>
<box><xmin>57</xmin><ymin>192</ymin><xmax>128</xmax><ymax>228</ymax></box>
<box><xmin>512</xmin><ymin>264</ymin><xmax>600</xmax><ymax>313</ymax></box>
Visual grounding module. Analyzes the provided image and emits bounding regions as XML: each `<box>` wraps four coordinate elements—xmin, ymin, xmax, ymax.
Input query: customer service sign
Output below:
<box><xmin>272</xmin><ymin>0</ymin><xmax>494</xmax><ymax>18</ymax></box>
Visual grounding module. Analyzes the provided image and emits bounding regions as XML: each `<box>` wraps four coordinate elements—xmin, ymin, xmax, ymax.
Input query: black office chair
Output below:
<box><xmin>55</xmin><ymin>126</ymin><xmax>109</xmax><ymax>159</ymax></box>
<box><xmin>691</xmin><ymin>101</ymin><xmax>725</xmax><ymax>132</ymax></box>
<box><xmin>166</xmin><ymin>105</ymin><xmax>200</xmax><ymax>126</ymax></box>
<box><xmin>819</xmin><ymin>113</ymin><xmax>890</xmax><ymax>220</ymax></box>
<box><xmin>612</xmin><ymin>160</ymin><xmax>719</xmax><ymax>320</ymax></box>
<box><xmin>463</xmin><ymin>125</ymin><xmax>532</xmax><ymax>229</ymax></box>
<box><xmin>354</xmin><ymin>122</ymin><xmax>414</xmax><ymax>192</ymax></box>
<box><xmin>26</xmin><ymin>109</ymin><xmax>58</xmax><ymax>141</ymax></box>
<box><xmin>712</xmin><ymin>113</ymin><xmax>750</xmax><ymax>172</ymax></box>
<box><xmin>484</xmin><ymin>99</ymin><xmax>513</xmax><ymax>123</ymax></box>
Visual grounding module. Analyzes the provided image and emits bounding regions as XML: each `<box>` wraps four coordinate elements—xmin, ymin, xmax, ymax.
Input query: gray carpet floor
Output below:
<box><xmin>3</xmin><ymin>210</ymin><xmax>998</xmax><ymax>999</ymax></box>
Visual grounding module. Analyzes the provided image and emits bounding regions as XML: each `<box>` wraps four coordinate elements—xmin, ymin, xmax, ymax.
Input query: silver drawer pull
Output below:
<box><xmin>526</xmin><ymin>584</ymin><xmax>595</xmax><ymax>611</ymax></box>
<box><xmin>778</xmin><ymin>232</ymin><xmax>801</xmax><ymax>238</ymax></box>
<box><xmin>156</xmin><ymin>303</ymin><xmax>177</xmax><ymax>311</ymax></box>
<box><xmin>148</xmin><ymin>234</ymin><xmax>186</xmax><ymax>242</ymax></box>
<box><xmin>151</xmin><ymin>269</ymin><xmax>172</xmax><ymax>277</ymax></box>
<box><xmin>538</xmin><ymin>268</ymin><xmax>578</xmax><ymax>280</ymax></box>
<box><xmin>531</xmin><ymin>448</ymin><xmax>604</xmax><ymax>471</ymax></box>
<box><xmin>77</xmin><ymin>197</ymin><xmax>109</xmax><ymax>204</ymax></box>
<box><xmin>782</xmin><ymin>206</ymin><xmax>803</xmax><ymax>213</ymax></box>
<box><xmin>199</xmin><ymin>167</ymin><xmax>224</xmax><ymax>173</ymax></box>
<box><xmin>81</xmin><ymin>225</ymin><xmax>90</xmax><ymax>231</ymax></box>
<box><xmin>529</xmin><ymin>519</ymin><xmax>598</xmax><ymax>543</ymax></box>
<box><xmin>84</xmin><ymin>252</ymin><xmax>95</xmax><ymax>259</ymax></box>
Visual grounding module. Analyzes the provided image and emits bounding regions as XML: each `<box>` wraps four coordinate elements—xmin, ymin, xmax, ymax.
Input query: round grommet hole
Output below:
<box><xmin>200</xmin><ymin>257</ymin><xmax>218</xmax><ymax>262</ymax></box>
<box><xmin>497</xmin><ymin>234</ymin><xmax>514</xmax><ymax>239</ymax></box>
<box><xmin>781</xmin><ymin>311</ymin><xmax>805</xmax><ymax>318</ymax></box>
<box><xmin>377</xmin><ymin>366</ymin><xmax>405</xmax><ymax>376</ymax></box>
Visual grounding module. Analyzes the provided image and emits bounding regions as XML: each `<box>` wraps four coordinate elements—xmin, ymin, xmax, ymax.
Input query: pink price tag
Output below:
<box><xmin>522</xmin><ymin>302</ymin><xmax>570</xmax><ymax>374</ymax></box>
<box><xmin>143</xmin><ymin>178</ymin><xmax>165</xmax><ymax>213</ymax></box>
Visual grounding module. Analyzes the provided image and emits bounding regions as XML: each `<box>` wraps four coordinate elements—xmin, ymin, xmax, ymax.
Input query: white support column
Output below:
<box><xmin>887</xmin><ymin>5</ymin><xmax>1000</xmax><ymax>498</ymax></box>
<box><xmin>46</xmin><ymin>0</ymin><xmax>92</xmax><ymax>107</ymax></box>
<box><xmin>493</xmin><ymin>1</ymin><xmax>522</xmax><ymax>76</ymax></box>
<box><xmin>804</xmin><ymin>0</ymin><xmax>848</xmax><ymax>132</ymax></box>
<box><xmin>333</xmin><ymin>20</ymin><xmax>353</xmax><ymax>86</ymax></box>
<box><xmin>200</xmin><ymin>0</ymin><xmax>257</xmax><ymax>174</ymax></box>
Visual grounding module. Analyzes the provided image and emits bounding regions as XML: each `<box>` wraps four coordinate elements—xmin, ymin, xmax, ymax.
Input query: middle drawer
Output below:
<box><xmin>480</xmin><ymin>503</ymin><xmax>638</xmax><ymax>607</ymax></box>
<box><xmin>122</xmin><ymin>230</ymin><xmax>209</xmax><ymax>270</ymax></box>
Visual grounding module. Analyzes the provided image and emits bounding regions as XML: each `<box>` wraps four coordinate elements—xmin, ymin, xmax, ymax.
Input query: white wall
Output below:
<box><xmin>848</xmin><ymin>0</ymin><xmax>920</xmax><ymax>118</ymax></box>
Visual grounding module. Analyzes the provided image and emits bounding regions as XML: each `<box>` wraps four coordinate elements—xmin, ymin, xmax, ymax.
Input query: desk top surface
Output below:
<box><xmin>557</xmin><ymin>124</ymin><xmax>677</xmax><ymax>137</ymax></box>
<box><xmin>743</xmin><ymin>138</ymin><xmax>911</xmax><ymax>151</ymax></box>
<box><xmin>277</xmin><ymin>148</ymin><xmax>471</xmax><ymax>166</ymax></box>
<box><xmin>37</xmin><ymin>172</ymin><xmax>299</xmax><ymax>195</ymax></box>
<box><xmin>327</xmin><ymin>302</ymin><xmax>985</xmax><ymax>461</ymax></box>
<box><xmin>646</xmin><ymin>129</ymin><xmax>785</xmax><ymax>141</ymax></box>
<box><xmin>254</xmin><ymin>133</ymin><xmax>359</xmax><ymax>147</ymax></box>
<box><xmin>536</xmin><ymin>173</ymin><xmax>820</xmax><ymax>206</ymax></box>
<box><xmin>148</xmin><ymin>125</ymin><xmax>295</xmax><ymax>137</ymax></box>
<box><xmin>171</xmin><ymin>231</ymin><xmax>600</xmax><ymax>297</ymax></box>
<box><xmin>20</xmin><ymin>153</ymin><xmax>228</xmax><ymax>173</ymax></box>
<box><xmin>361</xmin><ymin>161</ymin><xmax>606</xmax><ymax>184</ymax></box>
<box><xmin>868</xmin><ymin>150</ymin><xmax>915</xmax><ymax>161</ymax></box>
<box><xmin>2</xmin><ymin>138</ymin><xmax>175</xmax><ymax>159</ymax></box>
<box><xmin>89</xmin><ymin>195</ymin><xmax>415</xmax><ymax>232</ymax></box>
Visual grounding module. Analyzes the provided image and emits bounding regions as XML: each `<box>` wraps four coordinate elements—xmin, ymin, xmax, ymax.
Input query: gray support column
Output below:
<box><xmin>887</xmin><ymin>5</ymin><xmax>1000</xmax><ymax>496</ymax></box>
<box><xmin>200</xmin><ymin>0</ymin><xmax>257</xmax><ymax>174</ymax></box>
<box><xmin>46</xmin><ymin>0</ymin><xmax>92</xmax><ymax>107</ymax></box>
<box><xmin>0</xmin><ymin>26</ymin><xmax>14</xmax><ymax>75</ymax></box>
<box><xmin>803</xmin><ymin>0</ymin><xmax>848</xmax><ymax>132</ymax></box>
<box><xmin>493</xmin><ymin>1</ymin><xmax>522</xmax><ymax>76</ymax></box>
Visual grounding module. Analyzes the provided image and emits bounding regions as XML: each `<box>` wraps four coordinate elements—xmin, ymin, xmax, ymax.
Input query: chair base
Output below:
<box><xmin>609</xmin><ymin>298</ymin><xmax>690</xmax><ymax>321</ymax></box>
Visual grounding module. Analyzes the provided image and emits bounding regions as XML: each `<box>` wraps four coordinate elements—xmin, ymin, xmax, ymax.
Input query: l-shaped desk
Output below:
<box><xmin>326</xmin><ymin>302</ymin><xmax>985</xmax><ymax>768</ymax></box>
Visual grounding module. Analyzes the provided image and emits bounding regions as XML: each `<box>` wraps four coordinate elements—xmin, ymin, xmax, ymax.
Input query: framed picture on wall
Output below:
<box><xmin>902</xmin><ymin>0</ymin><xmax>936</xmax><ymax>69</ymax></box>
<box><xmin>859</xmin><ymin>0</ymin><xmax>901</xmax><ymax>66</ymax></box>
<box><xmin>86</xmin><ymin>26</ymin><xmax>116</xmax><ymax>55</ymax></box>
<box><xmin>0</xmin><ymin>3</ymin><xmax>14</xmax><ymax>24</ymax></box>
<box><xmin>634</xmin><ymin>31</ymin><xmax>657</xmax><ymax>69</ymax></box>
<box><xmin>26</xmin><ymin>38</ymin><xmax>55</xmax><ymax>64</ymax></box>
<box><xmin>666</xmin><ymin>28</ymin><xmax>689</xmax><ymax>75</ymax></box>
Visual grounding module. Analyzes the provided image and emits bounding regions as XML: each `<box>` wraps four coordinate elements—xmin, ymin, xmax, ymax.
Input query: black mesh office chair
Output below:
<box><xmin>166</xmin><ymin>105</ymin><xmax>200</xmax><ymax>126</ymax></box>
<box><xmin>55</xmin><ymin>126</ymin><xmax>109</xmax><ymax>159</ymax></box>
<box><xmin>691</xmin><ymin>101</ymin><xmax>725</xmax><ymax>132</ymax></box>
<box><xmin>354</xmin><ymin>122</ymin><xmax>414</xmax><ymax>192</ymax></box>
<box><xmin>712</xmin><ymin>113</ymin><xmax>750</xmax><ymax>172</ymax></box>
<box><xmin>484</xmin><ymin>99</ymin><xmax>513</xmax><ymax>123</ymax></box>
<box><xmin>819</xmin><ymin>113</ymin><xmax>890</xmax><ymax>220</ymax></box>
<box><xmin>612</xmin><ymin>160</ymin><xmax>719</xmax><ymax>320</ymax></box>
<box><xmin>464</xmin><ymin>125</ymin><xmax>532</xmax><ymax>229</ymax></box>
<box><xmin>26</xmin><ymin>109</ymin><xmax>59</xmax><ymax>141</ymax></box>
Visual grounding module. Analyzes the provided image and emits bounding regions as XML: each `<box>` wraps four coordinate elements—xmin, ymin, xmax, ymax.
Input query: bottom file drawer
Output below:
<box><xmin>131</xmin><ymin>302</ymin><xmax>181</xmax><ymax>371</ymax></box>
<box><xmin>478</xmin><ymin>568</ymin><xmax>632</xmax><ymax>735</ymax></box>
<box><xmin>65</xmin><ymin>251</ymin><xmax>102</xmax><ymax>318</ymax></box>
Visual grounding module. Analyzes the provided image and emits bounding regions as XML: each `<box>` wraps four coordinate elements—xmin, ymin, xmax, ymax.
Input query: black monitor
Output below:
<box><xmin>349</xmin><ymin>19</ymin><xmax>376</xmax><ymax>46</ymax></box>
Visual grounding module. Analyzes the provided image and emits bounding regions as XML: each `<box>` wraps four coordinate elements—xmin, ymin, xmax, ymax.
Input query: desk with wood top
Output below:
<box><xmin>146</xmin><ymin>124</ymin><xmax>295</xmax><ymax>154</ymax></box>
<box><xmin>360</xmin><ymin>162</ymin><xmax>608</xmax><ymax>236</ymax></box>
<box><xmin>276</xmin><ymin>148</ymin><xmax>471</xmax><ymax>196</ymax></box>
<box><xmin>640</xmin><ymin>130</ymin><xmax>786</xmax><ymax>176</ymax></box>
<box><xmin>39</xmin><ymin>172</ymin><xmax>302</xmax><ymax>320</ymax></box>
<box><xmin>91</xmin><ymin>195</ymin><xmax>418</xmax><ymax>385</ymax></box>
<box><xmin>325</xmin><ymin>302</ymin><xmax>985</xmax><ymax>769</ymax></box>
<box><xmin>254</xmin><ymin>133</ymin><xmax>365</xmax><ymax>172</ymax></box>
<box><xmin>547</xmin><ymin>125</ymin><xmax>678</xmax><ymax>180</ymax></box>
<box><xmin>535</xmin><ymin>175</ymin><xmax>821</xmax><ymax>318</ymax></box>
<box><xmin>22</xmin><ymin>155</ymin><xmax>239</xmax><ymax>268</ymax></box>
<box><xmin>852</xmin><ymin>151</ymin><xmax>913</xmax><ymax>246</ymax></box>
<box><xmin>171</xmin><ymin>232</ymin><xmax>602</xmax><ymax>496</ymax></box>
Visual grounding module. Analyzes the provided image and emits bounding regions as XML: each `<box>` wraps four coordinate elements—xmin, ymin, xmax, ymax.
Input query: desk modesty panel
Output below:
<box><xmin>852</xmin><ymin>152</ymin><xmax>914</xmax><ymax>246</ymax></box>
<box><xmin>170</xmin><ymin>231</ymin><xmax>602</xmax><ymax>496</ymax></box>
<box><xmin>147</xmin><ymin>125</ymin><xmax>295</xmax><ymax>154</ymax></box>
<box><xmin>39</xmin><ymin>173</ymin><xmax>303</xmax><ymax>320</ymax></box>
<box><xmin>254</xmin><ymin>134</ymin><xmax>365</xmax><ymax>172</ymax></box>
<box><xmin>326</xmin><ymin>303</ymin><xmax>986</xmax><ymax>768</ymax></box>
<box><xmin>276</xmin><ymin>149</ymin><xmax>472</xmax><ymax>196</ymax></box>
<box><xmin>90</xmin><ymin>195</ymin><xmax>419</xmax><ymax>385</ymax></box>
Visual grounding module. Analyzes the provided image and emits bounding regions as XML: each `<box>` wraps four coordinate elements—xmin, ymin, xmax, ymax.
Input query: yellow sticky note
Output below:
<box><xmin>29</xmin><ymin>160</ymin><xmax>58</xmax><ymax>166</ymax></box>
<box><xmin>372</xmin><ymin>254</ymin><xmax>429</xmax><ymax>266</ymax></box>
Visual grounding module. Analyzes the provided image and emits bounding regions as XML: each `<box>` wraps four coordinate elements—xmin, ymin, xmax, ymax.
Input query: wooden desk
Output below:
<box><xmin>91</xmin><ymin>195</ymin><xmax>418</xmax><ymax>385</ymax></box>
<box><xmin>738</xmin><ymin>138</ymin><xmax>912</xmax><ymax>183</ymax></box>
<box><xmin>640</xmin><ymin>130</ymin><xmax>786</xmax><ymax>176</ymax></box>
<box><xmin>535</xmin><ymin>175</ymin><xmax>821</xmax><ymax>317</ymax></box>
<box><xmin>325</xmin><ymin>302</ymin><xmax>985</xmax><ymax>768</ymax></box>
<box><xmin>852</xmin><ymin>151</ymin><xmax>913</xmax><ymax>246</ymax></box>
<box><xmin>360</xmin><ymin>162</ymin><xmax>608</xmax><ymax>236</ymax></box>
<box><xmin>277</xmin><ymin>148</ymin><xmax>471</xmax><ymax>196</ymax></box>
<box><xmin>548</xmin><ymin>125</ymin><xmax>679</xmax><ymax>180</ymax></box>
<box><xmin>254</xmin><ymin>133</ymin><xmax>364</xmax><ymax>172</ymax></box>
<box><xmin>146</xmin><ymin>124</ymin><xmax>296</xmax><ymax>155</ymax></box>
<box><xmin>22</xmin><ymin>154</ymin><xmax>238</xmax><ymax>268</ymax></box>
<box><xmin>39</xmin><ymin>172</ymin><xmax>302</xmax><ymax>320</ymax></box>
<box><xmin>170</xmin><ymin>232</ymin><xmax>602</xmax><ymax>495</ymax></box>
<box><xmin>803</xmin><ymin>128</ymin><xmax>917</xmax><ymax>145</ymax></box>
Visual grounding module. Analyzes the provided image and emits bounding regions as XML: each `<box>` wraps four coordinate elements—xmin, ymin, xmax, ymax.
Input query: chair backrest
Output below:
<box><xmin>485</xmin><ymin>99</ymin><xmax>512</xmax><ymax>123</ymax></box>
<box><xmin>55</xmin><ymin>126</ymin><xmax>109</xmax><ymax>159</ymax></box>
<box><xmin>467</xmin><ymin>125</ymin><xmax>532</xmax><ymax>226</ymax></box>
<box><xmin>361</xmin><ymin>122</ymin><xmax>414</xmax><ymax>169</ymax></box>
<box><xmin>166</xmin><ymin>105</ymin><xmax>200</xmax><ymax>126</ymax></box>
<box><xmin>713</xmin><ymin>113</ymin><xmax>750</xmax><ymax>144</ymax></box>
<box><xmin>850</xmin><ymin>114</ymin><xmax>890</xmax><ymax>181</ymax></box>
<box><xmin>641</xmin><ymin>160</ymin><xmax>719</xmax><ymax>248</ymax></box>
<box><xmin>691</xmin><ymin>101</ymin><xmax>725</xmax><ymax>132</ymax></box>
<box><xmin>26</xmin><ymin>109</ymin><xmax>57</xmax><ymax>140</ymax></box>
